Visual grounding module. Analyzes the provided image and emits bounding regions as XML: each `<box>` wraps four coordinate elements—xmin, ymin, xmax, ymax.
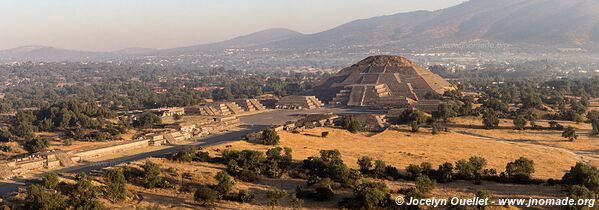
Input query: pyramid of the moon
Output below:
<box><xmin>314</xmin><ymin>55</ymin><xmax>454</xmax><ymax>108</ymax></box>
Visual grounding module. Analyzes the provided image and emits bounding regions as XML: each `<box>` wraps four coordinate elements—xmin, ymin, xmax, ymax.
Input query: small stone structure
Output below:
<box><xmin>276</xmin><ymin>96</ymin><xmax>324</xmax><ymax>110</ymax></box>
<box><xmin>232</xmin><ymin>99</ymin><xmax>267</xmax><ymax>112</ymax></box>
<box><xmin>186</xmin><ymin>100</ymin><xmax>266</xmax><ymax>116</ymax></box>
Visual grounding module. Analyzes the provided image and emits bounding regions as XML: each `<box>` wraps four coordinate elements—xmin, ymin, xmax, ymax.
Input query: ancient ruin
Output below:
<box><xmin>276</xmin><ymin>96</ymin><xmax>324</xmax><ymax>110</ymax></box>
<box><xmin>312</xmin><ymin>55</ymin><xmax>454</xmax><ymax>109</ymax></box>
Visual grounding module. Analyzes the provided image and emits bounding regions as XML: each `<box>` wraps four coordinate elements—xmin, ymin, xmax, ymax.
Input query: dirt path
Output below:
<box><xmin>455</xmin><ymin>130</ymin><xmax>599</xmax><ymax>164</ymax></box>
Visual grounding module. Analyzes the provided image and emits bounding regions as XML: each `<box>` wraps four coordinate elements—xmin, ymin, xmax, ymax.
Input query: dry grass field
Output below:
<box><xmin>208</xmin><ymin>125</ymin><xmax>584</xmax><ymax>179</ymax></box>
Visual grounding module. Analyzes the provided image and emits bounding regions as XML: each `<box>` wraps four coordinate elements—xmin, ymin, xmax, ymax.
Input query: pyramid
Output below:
<box><xmin>314</xmin><ymin>55</ymin><xmax>454</xmax><ymax>108</ymax></box>
<box><xmin>276</xmin><ymin>96</ymin><xmax>324</xmax><ymax>110</ymax></box>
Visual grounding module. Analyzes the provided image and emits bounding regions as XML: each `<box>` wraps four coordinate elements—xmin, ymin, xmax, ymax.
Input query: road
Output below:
<box><xmin>0</xmin><ymin>107</ymin><xmax>376</xmax><ymax>196</ymax></box>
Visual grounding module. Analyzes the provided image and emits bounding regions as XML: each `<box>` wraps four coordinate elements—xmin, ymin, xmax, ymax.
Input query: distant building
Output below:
<box><xmin>276</xmin><ymin>96</ymin><xmax>324</xmax><ymax>110</ymax></box>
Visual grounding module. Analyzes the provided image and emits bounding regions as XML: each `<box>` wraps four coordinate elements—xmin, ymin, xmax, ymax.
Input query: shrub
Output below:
<box><xmin>24</xmin><ymin>184</ymin><xmax>67</xmax><ymax>210</ymax></box>
<box><xmin>357</xmin><ymin>156</ymin><xmax>373</xmax><ymax>174</ymax></box>
<box><xmin>343</xmin><ymin>117</ymin><xmax>361</xmax><ymax>133</ymax></box>
<box><xmin>482</xmin><ymin>109</ymin><xmax>500</xmax><ymax>129</ymax></box>
<box><xmin>373</xmin><ymin>160</ymin><xmax>386</xmax><ymax>178</ymax></box>
<box><xmin>237</xmin><ymin>190</ymin><xmax>255</xmax><ymax>203</ymax></box>
<box><xmin>436</xmin><ymin>162</ymin><xmax>454</xmax><ymax>183</ymax></box>
<box><xmin>562</xmin><ymin>162</ymin><xmax>599</xmax><ymax>192</ymax></box>
<box><xmin>173</xmin><ymin>149</ymin><xmax>194</xmax><ymax>162</ymax></box>
<box><xmin>505</xmin><ymin>157</ymin><xmax>535</xmax><ymax>183</ymax></box>
<box><xmin>214</xmin><ymin>171</ymin><xmax>235</xmax><ymax>196</ymax></box>
<box><xmin>70</xmin><ymin>173</ymin><xmax>103</xmax><ymax>209</ymax></box>
<box><xmin>415</xmin><ymin>175</ymin><xmax>436</xmax><ymax>197</ymax></box>
<box><xmin>23</xmin><ymin>137</ymin><xmax>50</xmax><ymax>153</ymax></box>
<box><xmin>562</xmin><ymin>126</ymin><xmax>578</xmax><ymax>141</ymax></box>
<box><xmin>340</xmin><ymin>181</ymin><xmax>390</xmax><ymax>209</ymax></box>
<box><xmin>143</xmin><ymin>160</ymin><xmax>162</xmax><ymax>188</ymax></box>
<box><xmin>290</xmin><ymin>193</ymin><xmax>304</xmax><ymax>209</ymax></box>
<box><xmin>314</xmin><ymin>186</ymin><xmax>335</xmax><ymax>201</ymax></box>
<box><xmin>262</xmin><ymin>128</ymin><xmax>280</xmax><ymax>145</ymax></box>
<box><xmin>567</xmin><ymin>185</ymin><xmax>595</xmax><ymax>209</ymax></box>
<box><xmin>513</xmin><ymin>115</ymin><xmax>527</xmax><ymax>130</ymax></box>
<box><xmin>41</xmin><ymin>173</ymin><xmax>60</xmax><ymax>190</ymax></box>
<box><xmin>266</xmin><ymin>188</ymin><xmax>287</xmax><ymax>208</ymax></box>
<box><xmin>104</xmin><ymin>168</ymin><xmax>127</xmax><ymax>202</ymax></box>
<box><xmin>194</xmin><ymin>186</ymin><xmax>218</xmax><ymax>206</ymax></box>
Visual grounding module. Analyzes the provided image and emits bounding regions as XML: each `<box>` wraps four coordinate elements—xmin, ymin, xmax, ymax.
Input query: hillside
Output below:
<box><xmin>270</xmin><ymin>0</ymin><xmax>599</xmax><ymax>49</ymax></box>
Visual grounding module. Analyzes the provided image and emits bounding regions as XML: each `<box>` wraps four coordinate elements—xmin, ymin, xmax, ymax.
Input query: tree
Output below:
<box><xmin>23</xmin><ymin>138</ymin><xmax>50</xmax><ymax>153</ymax></box>
<box><xmin>41</xmin><ymin>173</ymin><xmax>60</xmax><ymax>190</ymax></box>
<box><xmin>476</xmin><ymin>190</ymin><xmax>492</xmax><ymax>210</ymax></box>
<box><xmin>410</xmin><ymin>120</ymin><xmax>420</xmax><ymax>132</ymax></box>
<box><xmin>143</xmin><ymin>160</ymin><xmax>162</xmax><ymax>188</ymax></box>
<box><xmin>562</xmin><ymin>126</ymin><xmax>578</xmax><ymax>141</ymax></box>
<box><xmin>358</xmin><ymin>156</ymin><xmax>373</xmax><ymax>174</ymax></box>
<box><xmin>70</xmin><ymin>173</ymin><xmax>103</xmax><ymax>209</ymax></box>
<box><xmin>133</xmin><ymin>112</ymin><xmax>162</xmax><ymax>128</ymax></box>
<box><xmin>11</xmin><ymin>122</ymin><xmax>34</xmax><ymax>139</ymax></box>
<box><xmin>104</xmin><ymin>168</ymin><xmax>127</xmax><ymax>202</ymax></box>
<box><xmin>194</xmin><ymin>186</ymin><xmax>218</xmax><ymax>206</ymax></box>
<box><xmin>482</xmin><ymin>109</ymin><xmax>500</xmax><ymax>129</ymax></box>
<box><xmin>513</xmin><ymin>115</ymin><xmax>527</xmax><ymax>130</ymax></box>
<box><xmin>262</xmin><ymin>128</ymin><xmax>280</xmax><ymax>145</ymax></box>
<box><xmin>562</xmin><ymin>162</ymin><xmax>599</xmax><ymax>192</ymax></box>
<box><xmin>433</xmin><ymin>103</ymin><xmax>457</xmax><ymax>123</ymax></box>
<box><xmin>431</xmin><ymin>122</ymin><xmax>440</xmax><ymax>135</ymax></box>
<box><xmin>436</xmin><ymin>162</ymin><xmax>454</xmax><ymax>183</ymax></box>
<box><xmin>214</xmin><ymin>171</ymin><xmax>234</xmax><ymax>196</ymax></box>
<box><xmin>415</xmin><ymin>175</ymin><xmax>436</xmax><ymax>197</ymax></box>
<box><xmin>588</xmin><ymin>111</ymin><xmax>599</xmax><ymax>135</ymax></box>
<box><xmin>0</xmin><ymin>130</ymin><xmax>11</xmax><ymax>142</ymax></box>
<box><xmin>266</xmin><ymin>188</ymin><xmax>287</xmax><ymax>209</ymax></box>
<box><xmin>373</xmin><ymin>160</ymin><xmax>386</xmax><ymax>178</ymax></box>
<box><xmin>289</xmin><ymin>193</ymin><xmax>304</xmax><ymax>209</ymax></box>
<box><xmin>344</xmin><ymin>182</ymin><xmax>390</xmax><ymax>209</ymax></box>
<box><xmin>506</xmin><ymin>157</ymin><xmax>535</xmax><ymax>182</ymax></box>
<box><xmin>343</xmin><ymin>117</ymin><xmax>361</xmax><ymax>133</ymax></box>
<box><xmin>568</xmin><ymin>185</ymin><xmax>595</xmax><ymax>210</ymax></box>
<box><xmin>24</xmin><ymin>184</ymin><xmax>67</xmax><ymax>210</ymax></box>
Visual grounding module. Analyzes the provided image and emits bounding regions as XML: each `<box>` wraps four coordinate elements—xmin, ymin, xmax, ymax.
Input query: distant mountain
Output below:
<box><xmin>0</xmin><ymin>46</ymin><xmax>107</xmax><ymax>61</ymax></box>
<box><xmin>269</xmin><ymin>0</ymin><xmax>599</xmax><ymax>49</ymax></box>
<box><xmin>159</xmin><ymin>28</ymin><xmax>303</xmax><ymax>54</ymax></box>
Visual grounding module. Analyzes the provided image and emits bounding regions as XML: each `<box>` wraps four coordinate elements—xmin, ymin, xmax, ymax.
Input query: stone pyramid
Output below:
<box><xmin>314</xmin><ymin>55</ymin><xmax>454</xmax><ymax>108</ymax></box>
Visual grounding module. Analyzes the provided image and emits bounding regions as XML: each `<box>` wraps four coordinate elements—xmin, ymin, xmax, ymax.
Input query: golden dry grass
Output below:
<box><xmin>208</xmin><ymin>126</ymin><xmax>581</xmax><ymax>179</ymax></box>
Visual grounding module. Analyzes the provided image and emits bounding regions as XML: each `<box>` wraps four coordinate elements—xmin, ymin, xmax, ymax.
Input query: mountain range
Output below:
<box><xmin>2</xmin><ymin>0</ymin><xmax>599</xmax><ymax>61</ymax></box>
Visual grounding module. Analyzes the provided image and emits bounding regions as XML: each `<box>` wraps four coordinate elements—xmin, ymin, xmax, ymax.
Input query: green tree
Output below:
<box><xmin>0</xmin><ymin>130</ymin><xmax>11</xmax><ymax>142</ymax></box>
<box><xmin>70</xmin><ymin>173</ymin><xmax>103</xmax><ymax>210</ymax></box>
<box><xmin>214</xmin><ymin>171</ymin><xmax>234</xmax><ymax>196</ymax></box>
<box><xmin>41</xmin><ymin>173</ymin><xmax>60</xmax><ymax>190</ymax></box>
<box><xmin>343</xmin><ymin>117</ymin><xmax>361</xmax><ymax>133</ymax></box>
<box><xmin>104</xmin><ymin>168</ymin><xmax>127</xmax><ymax>202</ymax></box>
<box><xmin>506</xmin><ymin>157</ymin><xmax>535</xmax><ymax>182</ymax></box>
<box><xmin>562</xmin><ymin>126</ymin><xmax>578</xmax><ymax>141</ymax></box>
<box><xmin>482</xmin><ymin>109</ymin><xmax>500</xmax><ymax>129</ymax></box>
<box><xmin>194</xmin><ymin>186</ymin><xmax>218</xmax><ymax>206</ymax></box>
<box><xmin>373</xmin><ymin>160</ymin><xmax>386</xmax><ymax>178</ymax></box>
<box><xmin>513</xmin><ymin>115</ymin><xmax>527</xmax><ymax>130</ymax></box>
<box><xmin>433</xmin><ymin>103</ymin><xmax>457</xmax><ymax>123</ymax></box>
<box><xmin>415</xmin><ymin>175</ymin><xmax>436</xmax><ymax>197</ymax></box>
<box><xmin>436</xmin><ymin>162</ymin><xmax>454</xmax><ymax>183</ymax></box>
<box><xmin>23</xmin><ymin>138</ymin><xmax>50</xmax><ymax>153</ymax></box>
<box><xmin>134</xmin><ymin>112</ymin><xmax>162</xmax><ymax>128</ymax></box>
<box><xmin>289</xmin><ymin>193</ymin><xmax>304</xmax><ymax>209</ymax></box>
<box><xmin>143</xmin><ymin>160</ymin><xmax>162</xmax><ymax>188</ymax></box>
<box><xmin>266</xmin><ymin>188</ymin><xmax>287</xmax><ymax>209</ymax></box>
<box><xmin>567</xmin><ymin>185</ymin><xmax>595</xmax><ymax>210</ymax></box>
<box><xmin>262</xmin><ymin>128</ymin><xmax>280</xmax><ymax>145</ymax></box>
<box><xmin>24</xmin><ymin>184</ymin><xmax>67</xmax><ymax>210</ymax></box>
<box><xmin>357</xmin><ymin>156</ymin><xmax>373</xmax><ymax>174</ymax></box>
<box><xmin>562</xmin><ymin>162</ymin><xmax>599</xmax><ymax>192</ymax></box>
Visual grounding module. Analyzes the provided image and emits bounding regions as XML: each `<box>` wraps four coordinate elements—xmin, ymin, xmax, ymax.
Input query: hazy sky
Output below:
<box><xmin>0</xmin><ymin>0</ymin><xmax>465</xmax><ymax>51</ymax></box>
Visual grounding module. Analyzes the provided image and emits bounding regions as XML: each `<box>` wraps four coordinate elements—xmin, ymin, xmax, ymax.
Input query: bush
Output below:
<box><xmin>290</xmin><ymin>193</ymin><xmax>304</xmax><ymax>209</ymax></box>
<box><xmin>562</xmin><ymin>162</ymin><xmax>599</xmax><ymax>192</ymax></box>
<box><xmin>482</xmin><ymin>109</ymin><xmax>500</xmax><ymax>129</ymax></box>
<box><xmin>562</xmin><ymin>126</ymin><xmax>578</xmax><ymax>141</ymax></box>
<box><xmin>415</xmin><ymin>175</ymin><xmax>436</xmax><ymax>197</ymax></box>
<box><xmin>214</xmin><ymin>171</ymin><xmax>235</xmax><ymax>196</ymax></box>
<box><xmin>262</xmin><ymin>128</ymin><xmax>280</xmax><ymax>145</ymax></box>
<box><xmin>436</xmin><ymin>162</ymin><xmax>454</xmax><ymax>183</ymax></box>
<box><xmin>340</xmin><ymin>181</ymin><xmax>390</xmax><ymax>209</ymax></box>
<box><xmin>41</xmin><ymin>173</ymin><xmax>60</xmax><ymax>190</ymax></box>
<box><xmin>24</xmin><ymin>184</ymin><xmax>67</xmax><ymax>210</ymax></box>
<box><xmin>23</xmin><ymin>137</ymin><xmax>50</xmax><ymax>153</ymax></box>
<box><xmin>343</xmin><ymin>117</ymin><xmax>361</xmax><ymax>133</ymax></box>
<box><xmin>266</xmin><ymin>189</ymin><xmax>287</xmax><ymax>208</ymax></box>
<box><xmin>567</xmin><ymin>185</ymin><xmax>595</xmax><ymax>209</ymax></box>
<box><xmin>195</xmin><ymin>186</ymin><xmax>218</xmax><ymax>206</ymax></box>
<box><xmin>314</xmin><ymin>186</ymin><xmax>335</xmax><ymax>201</ymax></box>
<box><xmin>237</xmin><ymin>190</ymin><xmax>255</xmax><ymax>203</ymax></box>
<box><xmin>506</xmin><ymin>157</ymin><xmax>535</xmax><ymax>183</ymax></box>
<box><xmin>104</xmin><ymin>168</ymin><xmax>127</xmax><ymax>202</ymax></box>
<box><xmin>143</xmin><ymin>160</ymin><xmax>162</xmax><ymax>188</ymax></box>
<box><xmin>172</xmin><ymin>149</ymin><xmax>194</xmax><ymax>162</ymax></box>
<box><xmin>373</xmin><ymin>160</ymin><xmax>386</xmax><ymax>178</ymax></box>
<box><xmin>357</xmin><ymin>156</ymin><xmax>373</xmax><ymax>174</ymax></box>
<box><xmin>513</xmin><ymin>115</ymin><xmax>527</xmax><ymax>130</ymax></box>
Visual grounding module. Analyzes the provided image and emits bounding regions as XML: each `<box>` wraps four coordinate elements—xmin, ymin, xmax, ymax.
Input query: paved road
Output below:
<box><xmin>0</xmin><ymin>107</ymin><xmax>378</xmax><ymax>196</ymax></box>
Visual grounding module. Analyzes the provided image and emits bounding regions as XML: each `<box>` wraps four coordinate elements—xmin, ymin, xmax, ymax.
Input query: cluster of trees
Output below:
<box><xmin>24</xmin><ymin>173</ymin><xmax>106</xmax><ymax>210</ymax></box>
<box><xmin>223</xmin><ymin>147</ymin><xmax>293</xmax><ymax>181</ymax></box>
<box><xmin>562</xmin><ymin>162</ymin><xmax>599</xmax><ymax>203</ymax></box>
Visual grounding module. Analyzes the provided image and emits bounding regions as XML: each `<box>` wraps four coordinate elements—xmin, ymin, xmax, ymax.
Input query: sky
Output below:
<box><xmin>0</xmin><ymin>0</ymin><xmax>465</xmax><ymax>51</ymax></box>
